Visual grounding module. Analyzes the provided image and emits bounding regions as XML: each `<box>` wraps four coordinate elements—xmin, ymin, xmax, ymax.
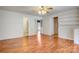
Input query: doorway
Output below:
<box><xmin>54</xmin><ymin>16</ymin><xmax>58</xmax><ymax>37</ymax></box>
<box><xmin>23</xmin><ymin>16</ymin><xmax>28</xmax><ymax>36</ymax></box>
<box><xmin>37</xmin><ymin>20</ymin><xmax>42</xmax><ymax>46</ymax></box>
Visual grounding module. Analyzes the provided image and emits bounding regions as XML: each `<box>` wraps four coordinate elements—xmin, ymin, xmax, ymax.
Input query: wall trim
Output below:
<box><xmin>58</xmin><ymin>36</ymin><xmax>73</xmax><ymax>40</ymax></box>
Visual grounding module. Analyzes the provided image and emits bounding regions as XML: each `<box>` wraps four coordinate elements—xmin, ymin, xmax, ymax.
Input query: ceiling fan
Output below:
<box><xmin>40</xmin><ymin>6</ymin><xmax>53</xmax><ymax>10</ymax></box>
<box><xmin>38</xmin><ymin>6</ymin><xmax>53</xmax><ymax>15</ymax></box>
<box><xmin>33</xmin><ymin>6</ymin><xmax>53</xmax><ymax>15</ymax></box>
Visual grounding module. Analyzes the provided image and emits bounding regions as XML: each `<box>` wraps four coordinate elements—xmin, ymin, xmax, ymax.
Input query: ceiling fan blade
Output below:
<box><xmin>48</xmin><ymin>8</ymin><xmax>53</xmax><ymax>9</ymax></box>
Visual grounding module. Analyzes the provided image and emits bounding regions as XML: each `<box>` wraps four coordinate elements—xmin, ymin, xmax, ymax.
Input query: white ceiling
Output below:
<box><xmin>0</xmin><ymin>6</ymin><xmax>78</xmax><ymax>16</ymax></box>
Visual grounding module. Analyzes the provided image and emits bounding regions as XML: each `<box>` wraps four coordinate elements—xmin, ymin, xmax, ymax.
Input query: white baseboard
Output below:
<box><xmin>0</xmin><ymin>35</ymin><xmax>23</xmax><ymax>40</ymax></box>
<box><xmin>59</xmin><ymin>36</ymin><xmax>73</xmax><ymax>40</ymax></box>
<box><xmin>0</xmin><ymin>34</ymin><xmax>37</xmax><ymax>40</ymax></box>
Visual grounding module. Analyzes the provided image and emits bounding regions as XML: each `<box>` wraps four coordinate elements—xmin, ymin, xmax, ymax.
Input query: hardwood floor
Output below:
<box><xmin>0</xmin><ymin>34</ymin><xmax>79</xmax><ymax>53</ymax></box>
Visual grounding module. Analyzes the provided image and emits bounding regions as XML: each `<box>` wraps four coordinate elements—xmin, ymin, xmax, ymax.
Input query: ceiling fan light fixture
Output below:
<box><xmin>38</xmin><ymin>10</ymin><xmax>47</xmax><ymax>15</ymax></box>
<box><xmin>38</xmin><ymin>6</ymin><xmax>52</xmax><ymax>15</ymax></box>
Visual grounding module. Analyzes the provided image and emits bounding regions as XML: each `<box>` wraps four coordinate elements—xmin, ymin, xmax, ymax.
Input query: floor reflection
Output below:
<box><xmin>37</xmin><ymin>31</ymin><xmax>42</xmax><ymax>46</ymax></box>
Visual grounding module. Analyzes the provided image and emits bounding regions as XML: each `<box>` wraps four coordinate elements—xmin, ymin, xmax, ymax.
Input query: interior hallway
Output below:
<box><xmin>0</xmin><ymin>34</ymin><xmax>79</xmax><ymax>53</ymax></box>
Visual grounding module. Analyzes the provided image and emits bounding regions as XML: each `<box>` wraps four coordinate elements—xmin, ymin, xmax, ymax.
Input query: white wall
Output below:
<box><xmin>42</xmin><ymin>16</ymin><xmax>54</xmax><ymax>35</ymax></box>
<box><xmin>50</xmin><ymin>9</ymin><xmax>79</xmax><ymax>40</ymax></box>
<box><xmin>49</xmin><ymin>17</ymin><xmax>54</xmax><ymax>35</ymax></box>
<box><xmin>0</xmin><ymin>10</ymin><xmax>41</xmax><ymax>40</ymax></box>
<box><xmin>0</xmin><ymin>10</ymin><xmax>24</xmax><ymax>40</ymax></box>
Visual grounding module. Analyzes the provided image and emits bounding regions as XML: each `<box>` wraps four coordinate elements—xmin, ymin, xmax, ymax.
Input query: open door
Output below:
<box><xmin>54</xmin><ymin>16</ymin><xmax>58</xmax><ymax>37</ymax></box>
<box><xmin>23</xmin><ymin>16</ymin><xmax>28</xmax><ymax>36</ymax></box>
